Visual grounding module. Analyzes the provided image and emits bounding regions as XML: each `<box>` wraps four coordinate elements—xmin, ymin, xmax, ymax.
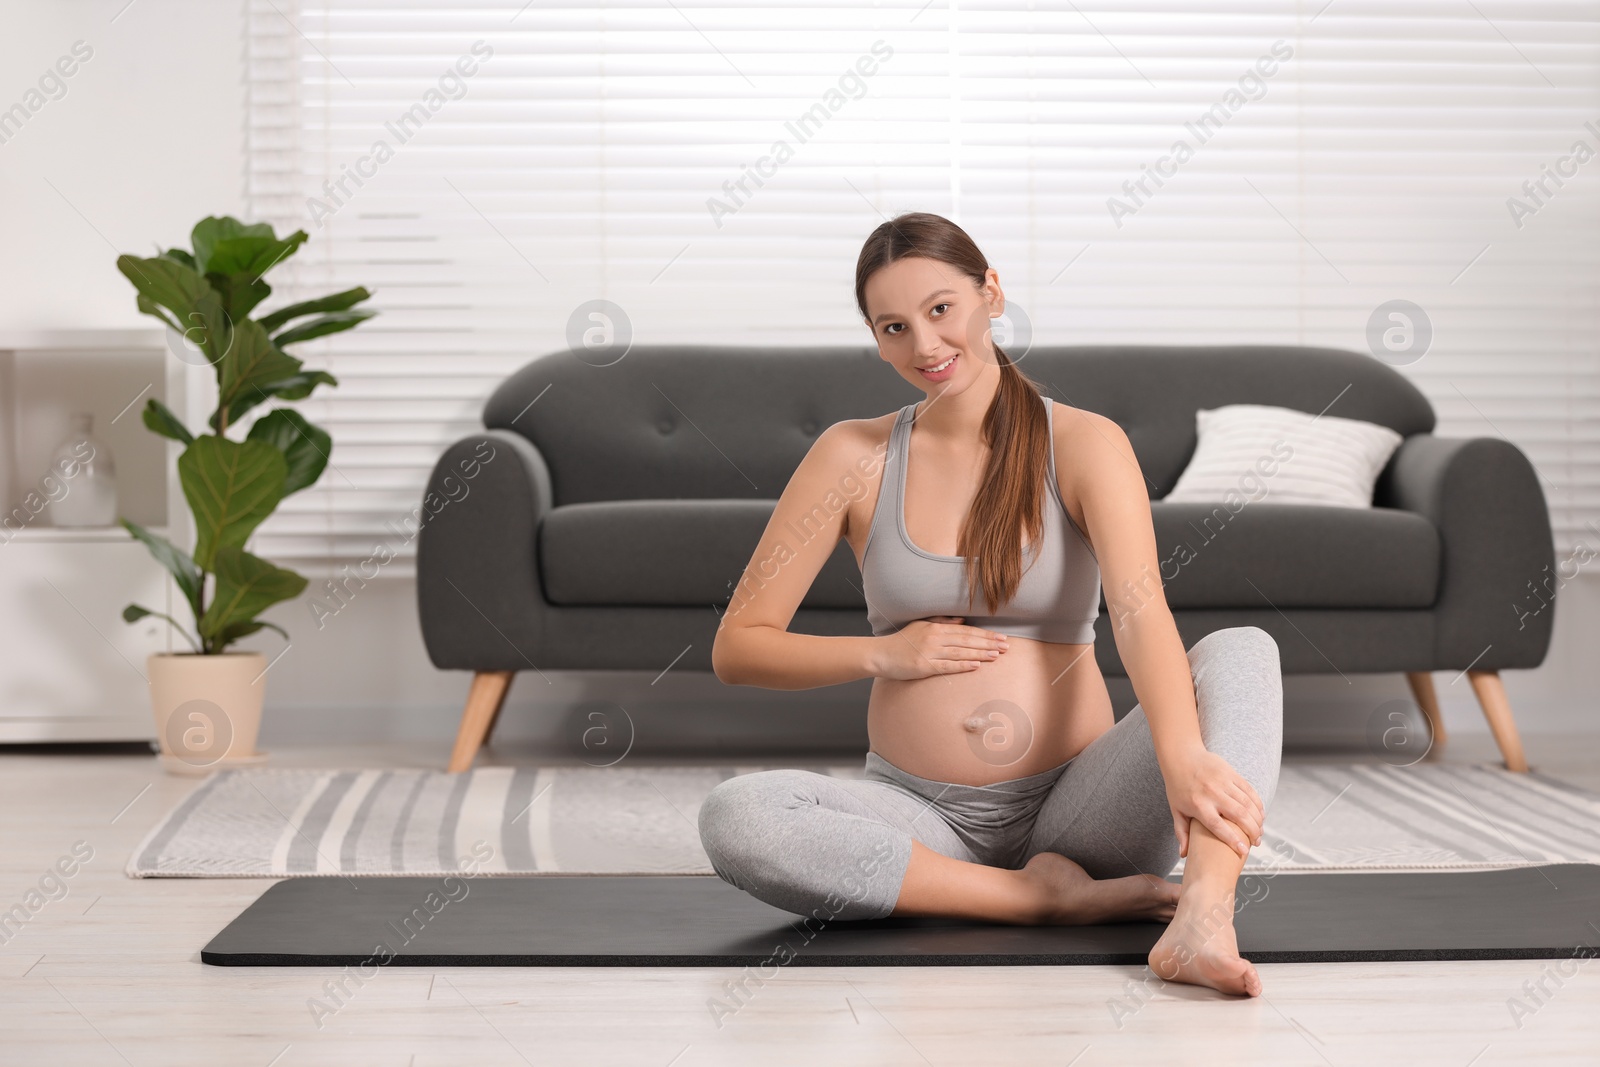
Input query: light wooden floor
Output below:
<box><xmin>3</xmin><ymin>733</ymin><xmax>1599</xmax><ymax>1067</ymax></box>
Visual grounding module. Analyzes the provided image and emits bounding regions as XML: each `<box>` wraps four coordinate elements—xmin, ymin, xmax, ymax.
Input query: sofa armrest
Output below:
<box><xmin>416</xmin><ymin>429</ymin><xmax>553</xmax><ymax>671</ymax></box>
<box><xmin>1375</xmin><ymin>434</ymin><xmax>1556</xmax><ymax>670</ymax></box>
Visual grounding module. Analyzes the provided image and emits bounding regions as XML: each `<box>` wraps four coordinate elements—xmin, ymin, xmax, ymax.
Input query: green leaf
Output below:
<box><xmin>120</xmin><ymin>519</ymin><xmax>202</xmax><ymax>623</ymax></box>
<box><xmin>257</xmin><ymin>286</ymin><xmax>373</xmax><ymax>333</ymax></box>
<box><xmin>256</xmin><ymin>369</ymin><xmax>339</xmax><ymax>401</ymax></box>
<box><xmin>216</xmin><ymin>319</ymin><xmax>304</xmax><ymax>430</ymax></box>
<box><xmin>208</xmin><ymin>230</ymin><xmax>307</xmax><ymax>276</ymax></box>
<box><xmin>188</xmin><ymin>218</ymin><xmax>307</xmax><ymax>320</ymax></box>
<box><xmin>246</xmin><ymin>409</ymin><xmax>331</xmax><ymax>496</ymax></box>
<box><xmin>177</xmin><ymin>436</ymin><xmax>288</xmax><ymax>571</ymax></box>
<box><xmin>160</xmin><ymin>248</ymin><xmax>197</xmax><ymax>271</ymax></box>
<box><xmin>117</xmin><ymin>254</ymin><xmax>232</xmax><ymax>365</ymax></box>
<box><xmin>272</xmin><ymin>309</ymin><xmax>377</xmax><ymax>347</ymax></box>
<box><xmin>121</xmin><ymin>603</ymin><xmax>201</xmax><ymax>653</ymax></box>
<box><xmin>198</xmin><ymin>546</ymin><xmax>308</xmax><ymax>643</ymax></box>
<box><xmin>205</xmin><ymin>270</ymin><xmax>272</xmax><ymax>322</ymax></box>
<box><xmin>190</xmin><ymin>217</ymin><xmax>275</xmax><ymax>274</ymax></box>
<box><xmin>204</xmin><ymin>234</ymin><xmax>304</xmax><ymax>277</ymax></box>
<box><xmin>141</xmin><ymin>398</ymin><xmax>193</xmax><ymax>445</ymax></box>
<box><xmin>117</xmin><ymin>253</ymin><xmax>208</xmax><ymax>318</ymax></box>
<box><xmin>177</xmin><ymin>289</ymin><xmax>233</xmax><ymax>368</ymax></box>
<box><xmin>210</xmin><ymin>370</ymin><xmax>339</xmax><ymax>434</ymax></box>
<box><xmin>134</xmin><ymin>294</ymin><xmax>182</xmax><ymax>334</ymax></box>
<box><xmin>211</xmin><ymin>619</ymin><xmax>290</xmax><ymax>647</ymax></box>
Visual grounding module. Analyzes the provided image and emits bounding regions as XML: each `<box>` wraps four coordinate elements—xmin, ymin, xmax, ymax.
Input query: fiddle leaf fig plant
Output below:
<box><xmin>115</xmin><ymin>216</ymin><xmax>376</xmax><ymax>654</ymax></box>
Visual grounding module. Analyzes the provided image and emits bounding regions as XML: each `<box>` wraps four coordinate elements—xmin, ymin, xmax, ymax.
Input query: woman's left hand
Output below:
<box><xmin>1165</xmin><ymin>747</ymin><xmax>1264</xmax><ymax>858</ymax></box>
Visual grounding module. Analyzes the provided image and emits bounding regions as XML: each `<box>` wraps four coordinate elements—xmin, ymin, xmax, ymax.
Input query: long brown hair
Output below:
<box><xmin>854</xmin><ymin>211</ymin><xmax>1050</xmax><ymax>616</ymax></box>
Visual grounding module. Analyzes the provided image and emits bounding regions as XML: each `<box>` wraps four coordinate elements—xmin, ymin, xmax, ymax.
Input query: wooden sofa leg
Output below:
<box><xmin>1405</xmin><ymin>671</ymin><xmax>1447</xmax><ymax>752</ymax></box>
<box><xmin>1466</xmin><ymin>670</ymin><xmax>1529</xmax><ymax>773</ymax></box>
<box><xmin>448</xmin><ymin>670</ymin><xmax>516</xmax><ymax>773</ymax></box>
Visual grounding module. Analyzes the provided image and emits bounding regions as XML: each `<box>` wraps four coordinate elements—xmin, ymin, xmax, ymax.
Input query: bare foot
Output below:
<box><xmin>1020</xmin><ymin>852</ymin><xmax>1180</xmax><ymax>925</ymax></box>
<box><xmin>1147</xmin><ymin>890</ymin><xmax>1262</xmax><ymax>997</ymax></box>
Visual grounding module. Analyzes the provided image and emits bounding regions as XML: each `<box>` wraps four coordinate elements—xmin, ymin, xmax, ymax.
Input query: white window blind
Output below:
<box><xmin>244</xmin><ymin>1</ymin><xmax>1600</xmax><ymax>578</ymax></box>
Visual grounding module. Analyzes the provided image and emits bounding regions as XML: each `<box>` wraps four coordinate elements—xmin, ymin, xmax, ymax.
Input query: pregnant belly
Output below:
<box><xmin>866</xmin><ymin>635</ymin><xmax>1116</xmax><ymax>787</ymax></box>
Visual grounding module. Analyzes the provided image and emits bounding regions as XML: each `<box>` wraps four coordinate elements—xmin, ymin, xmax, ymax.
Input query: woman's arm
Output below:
<box><xmin>1055</xmin><ymin>406</ymin><xmax>1263</xmax><ymax>855</ymax></box>
<box><xmin>714</xmin><ymin>626</ymin><xmax>882</xmax><ymax>690</ymax></box>
<box><xmin>712</xmin><ymin>421</ymin><xmax>883</xmax><ymax>690</ymax></box>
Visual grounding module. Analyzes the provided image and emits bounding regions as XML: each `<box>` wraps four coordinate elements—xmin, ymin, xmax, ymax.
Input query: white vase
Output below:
<box><xmin>46</xmin><ymin>412</ymin><xmax>117</xmax><ymax>526</ymax></box>
<box><xmin>147</xmin><ymin>652</ymin><xmax>267</xmax><ymax>773</ymax></box>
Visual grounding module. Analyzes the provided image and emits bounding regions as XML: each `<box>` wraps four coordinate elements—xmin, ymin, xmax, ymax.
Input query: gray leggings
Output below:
<box><xmin>697</xmin><ymin>626</ymin><xmax>1284</xmax><ymax>921</ymax></box>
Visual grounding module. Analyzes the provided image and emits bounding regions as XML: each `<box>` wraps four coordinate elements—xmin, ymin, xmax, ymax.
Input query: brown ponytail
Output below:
<box><xmin>853</xmin><ymin>211</ymin><xmax>1051</xmax><ymax>616</ymax></box>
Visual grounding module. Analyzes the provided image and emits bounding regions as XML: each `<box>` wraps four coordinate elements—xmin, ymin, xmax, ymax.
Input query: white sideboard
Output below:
<box><xmin>0</xmin><ymin>329</ymin><xmax>198</xmax><ymax>742</ymax></box>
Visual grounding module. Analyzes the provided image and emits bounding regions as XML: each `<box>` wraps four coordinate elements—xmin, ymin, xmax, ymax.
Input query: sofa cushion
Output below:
<box><xmin>1165</xmin><ymin>404</ymin><xmax>1405</xmax><ymax>509</ymax></box>
<box><xmin>541</xmin><ymin>500</ymin><xmax>865</xmax><ymax>610</ymax></box>
<box><xmin>1150</xmin><ymin>502</ymin><xmax>1439</xmax><ymax>609</ymax></box>
<box><xmin>543</xmin><ymin>498</ymin><xmax>1440</xmax><ymax>613</ymax></box>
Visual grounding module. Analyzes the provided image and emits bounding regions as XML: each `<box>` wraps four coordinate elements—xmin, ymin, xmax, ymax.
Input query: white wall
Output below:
<box><xmin>2</xmin><ymin>1</ymin><xmax>1594</xmax><ymax>756</ymax></box>
<box><xmin>0</xmin><ymin>0</ymin><xmax>247</xmax><ymax>329</ymax></box>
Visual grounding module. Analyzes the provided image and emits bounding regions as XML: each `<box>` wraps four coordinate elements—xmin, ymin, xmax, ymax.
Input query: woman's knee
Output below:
<box><xmin>1191</xmin><ymin>627</ymin><xmax>1282</xmax><ymax>707</ymax></box>
<box><xmin>1189</xmin><ymin>626</ymin><xmax>1284</xmax><ymax>807</ymax></box>
<box><xmin>696</xmin><ymin>771</ymin><xmax>906</xmax><ymax>921</ymax></box>
<box><xmin>697</xmin><ymin>776</ymin><xmax>741</xmax><ymax>864</ymax></box>
<box><xmin>1190</xmin><ymin>625</ymin><xmax>1280</xmax><ymax>669</ymax></box>
<box><xmin>697</xmin><ymin>771</ymin><xmax>799</xmax><ymax>876</ymax></box>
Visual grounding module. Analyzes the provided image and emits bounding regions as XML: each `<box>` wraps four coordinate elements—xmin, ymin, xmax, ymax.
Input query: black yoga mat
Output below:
<box><xmin>202</xmin><ymin>864</ymin><xmax>1600</xmax><ymax>967</ymax></box>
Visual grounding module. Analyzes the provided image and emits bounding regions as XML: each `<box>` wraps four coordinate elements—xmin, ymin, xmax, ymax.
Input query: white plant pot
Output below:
<box><xmin>147</xmin><ymin>652</ymin><xmax>268</xmax><ymax>774</ymax></box>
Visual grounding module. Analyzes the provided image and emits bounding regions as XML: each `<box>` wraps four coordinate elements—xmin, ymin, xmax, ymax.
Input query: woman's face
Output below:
<box><xmin>862</xmin><ymin>255</ymin><xmax>1005</xmax><ymax>394</ymax></box>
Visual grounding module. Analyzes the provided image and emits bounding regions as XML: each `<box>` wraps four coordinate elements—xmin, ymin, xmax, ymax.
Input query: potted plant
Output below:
<box><xmin>114</xmin><ymin>216</ymin><xmax>376</xmax><ymax>771</ymax></box>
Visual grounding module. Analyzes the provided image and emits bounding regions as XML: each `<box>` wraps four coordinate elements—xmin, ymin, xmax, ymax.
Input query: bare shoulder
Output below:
<box><xmin>814</xmin><ymin>410</ymin><xmax>898</xmax><ymax>471</ymax></box>
<box><xmin>1046</xmin><ymin>400</ymin><xmax>1152</xmax><ymax>567</ymax></box>
<box><xmin>1049</xmin><ymin>400</ymin><xmax>1137</xmax><ymax>485</ymax></box>
<box><xmin>806</xmin><ymin>411</ymin><xmax>898</xmax><ymax>540</ymax></box>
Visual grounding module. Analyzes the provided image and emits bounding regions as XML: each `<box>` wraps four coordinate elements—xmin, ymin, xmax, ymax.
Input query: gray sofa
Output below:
<box><xmin>416</xmin><ymin>344</ymin><xmax>1555</xmax><ymax>773</ymax></box>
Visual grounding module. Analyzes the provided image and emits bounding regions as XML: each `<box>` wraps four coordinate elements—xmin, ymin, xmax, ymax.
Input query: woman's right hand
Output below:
<box><xmin>871</xmin><ymin>616</ymin><xmax>1010</xmax><ymax>680</ymax></box>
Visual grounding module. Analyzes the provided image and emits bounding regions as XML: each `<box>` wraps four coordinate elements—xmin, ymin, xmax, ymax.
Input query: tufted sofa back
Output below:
<box><xmin>482</xmin><ymin>344</ymin><xmax>1437</xmax><ymax>505</ymax></box>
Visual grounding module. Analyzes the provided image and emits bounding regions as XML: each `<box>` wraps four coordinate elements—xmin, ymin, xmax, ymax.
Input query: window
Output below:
<box><xmin>245</xmin><ymin>1</ymin><xmax>1600</xmax><ymax>575</ymax></box>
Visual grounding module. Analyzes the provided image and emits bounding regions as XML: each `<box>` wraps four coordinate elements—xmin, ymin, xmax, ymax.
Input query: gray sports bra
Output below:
<box><xmin>860</xmin><ymin>395</ymin><xmax>1102</xmax><ymax>644</ymax></box>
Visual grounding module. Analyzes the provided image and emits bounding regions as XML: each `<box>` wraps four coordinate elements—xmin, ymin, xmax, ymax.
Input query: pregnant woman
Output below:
<box><xmin>699</xmin><ymin>211</ymin><xmax>1283</xmax><ymax>997</ymax></box>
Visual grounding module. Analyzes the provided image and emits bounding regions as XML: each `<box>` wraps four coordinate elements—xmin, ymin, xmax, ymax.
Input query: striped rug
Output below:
<box><xmin>126</xmin><ymin>760</ymin><xmax>1600</xmax><ymax>878</ymax></box>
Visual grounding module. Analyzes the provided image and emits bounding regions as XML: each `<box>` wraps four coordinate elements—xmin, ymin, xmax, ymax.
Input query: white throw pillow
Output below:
<box><xmin>1163</xmin><ymin>404</ymin><xmax>1405</xmax><ymax>509</ymax></box>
